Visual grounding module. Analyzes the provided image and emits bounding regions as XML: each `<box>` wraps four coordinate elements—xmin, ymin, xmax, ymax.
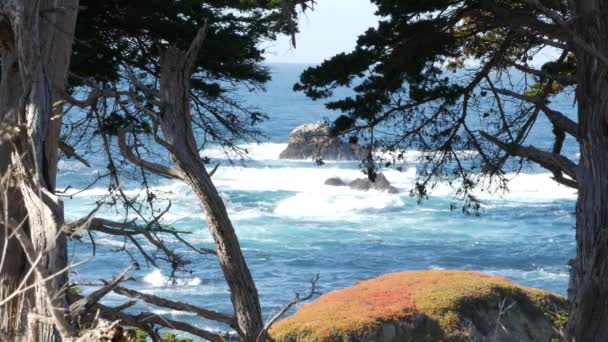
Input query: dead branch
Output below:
<box><xmin>184</xmin><ymin>22</ymin><xmax>210</xmax><ymax>74</ymax></box>
<box><xmin>256</xmin><ymin>274</ymin><xmax>321</xmax><ymax>342</ymax></box>
<box><xmin>91</xmin><ymin>301</ymin><xmax>229</xmax><ymax>342</ymax></box>
<box><xmin>208</xmin><ymin>162</ymin><xmax>220</xmax><ymax>177</ymax></box>
<box><xmin>70</xmin><ymin>321</ymin><xmax>135</xmax><ymax>342</ymax></box>
<box><xmin>59</xmin><ymin>140</ymin><xmax>91</xmax><ymax>168</ymax></box>
<box><xmin>70</xmin><ymin>265</ymin><xmax>133</xmax><ymax>321</ymax></box>
<box><xmin>100</xmin><ymin>284</ymin><xmax>236</xmax><ymax>328</ymax></box>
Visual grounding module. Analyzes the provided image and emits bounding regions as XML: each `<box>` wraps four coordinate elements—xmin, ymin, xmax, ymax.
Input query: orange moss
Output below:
<box><xmin>270</xmin><ymin>270</ymin><xmax>564</xmax><ymax>341</ymax></box>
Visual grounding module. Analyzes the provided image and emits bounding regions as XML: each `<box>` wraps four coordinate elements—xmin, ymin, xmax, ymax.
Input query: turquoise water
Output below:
<box><xmin>60</xmin><ymin>64</ymin><xmax>577</xmax><ymax>336</ymax></box>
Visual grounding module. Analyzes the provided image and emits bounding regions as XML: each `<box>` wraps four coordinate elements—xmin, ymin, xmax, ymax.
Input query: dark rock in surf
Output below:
<box><xmin>279</xmin><ymin>123</ymin><xmax>367</xmax><ymax>161</ymax></box>
<box><xmin>348</xmin><ymin>173</ymin><xmax>399</xmax><ymax>194</ymax></box>
<box><xmin>324</xmin><ymin>177</ymin><xmax>346</xmax><ymax>186</ymax></box>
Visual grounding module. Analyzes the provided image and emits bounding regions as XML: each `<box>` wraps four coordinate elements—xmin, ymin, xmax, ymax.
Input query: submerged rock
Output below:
<box><xmin>271</xmin><ymin>270</ymin><xmax>568</xmax><ymax>342</ymax></box>
<box><xmin>349</xmin><ymin>173</ymin><xmax>399</xmax><ymax>194</ymax></box>
<box><xmin>279</xmin><ymin>123</ymin><xmax>367</xmax><ymax>161</ymax></box>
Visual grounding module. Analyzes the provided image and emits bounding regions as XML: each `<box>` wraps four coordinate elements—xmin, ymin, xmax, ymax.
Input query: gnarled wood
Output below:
<box><xmin>123</xmin><ymin>25</ymin><xmax>264</xmax><ymax>341</ymax></box>
<box><xmin>0</xmin><ymin>1</ymin><xmax>79</xmax><ymax>341</ymax></box>
<box><xmin>567</xmin><ymin>1</ymin><xmax>608</xmax><ymax>340</ymax></box>
<box><xmin>156</xmin><ymin>27</ymin><xmax>264</xmax><ymax>342</ymax></box>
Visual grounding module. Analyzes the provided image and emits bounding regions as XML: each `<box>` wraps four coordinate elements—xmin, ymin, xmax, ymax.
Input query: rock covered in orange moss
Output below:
<box><xmin>271</xmin><ymin>270</ymin><xmax>567</xmax><ymax>342</ymax></box>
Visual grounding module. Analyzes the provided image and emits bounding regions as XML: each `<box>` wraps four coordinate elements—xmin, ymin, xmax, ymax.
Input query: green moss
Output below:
<box><xmin>69</xmin><ymin>286</ymin><xmax>82</xmax><ymax>296</ymax></box>
<box><xmin>133</xmin><ymin>328</ymin><xmax>194</xmax><ymax>342</ymax></box>
<box><xmin>161</xmin><ymin>332</ymin><xmax>195</xmax><ymax>342</ymax></box>
<box><xmin>134</xmin><ymin>328</ymin><xmax>147</xmax><ymax>342</ymax></box>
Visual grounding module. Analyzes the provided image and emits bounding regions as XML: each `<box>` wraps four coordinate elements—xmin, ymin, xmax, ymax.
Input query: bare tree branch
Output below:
<box><xmin>117</xmin><ymin>126</ymin><xmax>183</xmax><ymax>180</ymax></box>
<box><xmin>526</xmin><ymin>0</ymin><xmax>608</xmax><ymax>66</ymax></box>
<box><xmin>92</xmin><ymin>301</ymin><xmax>229</xmax><ymax>342</ymax></box>
<box><xmin>510</xmin><ymin>62</ymin><xmax>576</xmax><ymax>85</ymax></box>
<box><xmin>59</xmin><ymin>140</ymin><xmax>91</xmax><ymax>167</ymax></box>
<box><xmin>256</xmin><ymin>274</ymin><xmax>321</xmax><ymax>342</ymax></box>
<box><xmin>101</xmin><ymin>285</ymin><xmax>236</xmax><ymax>328</ymax></box>
<box><xmin>488</xmin><ymin>87</ymin><xmax>578</xmax><ymax>138</ymax></box>
<box><xmin>184</xmin><ymin>21</ymin><xmax>209</xmax><ymax>75</ymax></box>
<box><xmin>69</xmin><ymin>265</ymin><xmax>133</xmax><ymax>320</ymax></box>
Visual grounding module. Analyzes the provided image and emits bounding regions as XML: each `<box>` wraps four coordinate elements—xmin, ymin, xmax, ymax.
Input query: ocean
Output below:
<box><xmin>59</xmin><ymin>63</ymin><xmax>577</xmax><ymax>336</ymax></box>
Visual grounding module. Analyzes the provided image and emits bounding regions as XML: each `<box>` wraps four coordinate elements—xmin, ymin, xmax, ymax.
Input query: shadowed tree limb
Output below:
<box><xmin>488</xmin><ymin>87</ymin><xmax>578</xmax><ymax>138</ymax></box>
<box><xmin>480</xmin><ymin>131</ymin><xmax>578</xmax><ymax>188</ymax></box>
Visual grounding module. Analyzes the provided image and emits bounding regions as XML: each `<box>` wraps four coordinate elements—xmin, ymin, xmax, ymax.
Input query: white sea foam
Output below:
<box><xmin>143</xmin><ymin>269</ymin><xmax>202</xmax><ymax>287</ymax></box>
<box><xmin>63</xmin><ymin>141</ymin><xmax>576</xmax><ymax>224</ymax></box>
<box><xmin>151</xmin><ymin>309</ymin><xmax>197</xmax><ymax>317</ymax></box>
<box><xmin>429</xmin><ymin>172</ymin><xmax>577</xmax><ymax>202</ymax></box>
<box><xmin>273</xmin><ymin>190</ymin><xmax>405</xmax><ymax>220</ymax></box>
<box><xmin>65</xmin><ymin>165</ymin><xmax>575</xmax><ymax>224</ymax></box>
<box><xmin>212</xmin><ymin>165</ymin><xmax>417</xmax><ymax>192</ymax></box>
<box><xmin>94</xmin><ymin>237</ymin><xmax>128</xmax><ymax>248</ymax></box>
<box><xmin>202</xmin><ymin>142</ymin><xmax>288</xmax><ymax>161</ymax></box>
<box><xmin>483</xmin><ymin>267</ymin><xmax>569</xmax><ymax>282</ymax></box>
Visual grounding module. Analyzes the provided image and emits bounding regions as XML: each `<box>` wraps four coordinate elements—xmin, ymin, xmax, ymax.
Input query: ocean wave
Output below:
<box><xmin>143</xmin><ymin>269</ymin><xmax>202</xmax><ymax>287</ymax></box>
<box><xmin>202</xmin><ymin>142</ymin><xmax>288</xmax><ymax>161</ymax></box>
<box><xmin>273</xmin><ymin>189</ymin><xmax>405</xmax><ymax>220</ymax></box>
<box><xmin>62</xmin><ymin>148</ymin><xmax>576</xmax><ymax>226</ymax></box>
<box><xmin>202</xmin><ymin>142</ymin><xmax>479</xmax><ymax>164</ymax></box>
<box><xmin>150</xmin><ymin>309</ymin><xmax>197</xmax><ymax>317</ymax></box>
<box><xmin>425</xmin><ymin>266</ymin><xmax>568</xmax><ymax>282</ymax></box>
<box><xmin>483</xmin><ymin>267</ymin><xmax>569</xmax><ymax>282</ymax></box>
<box><xmin>212</xmin><ymin>166</ymin><xmax>417</xmax><ymax>192</ymax></box>
<box><xmin>430</xmin><ymin>172</ymin><xmax>577</xmax><ymax>202</ymax></box>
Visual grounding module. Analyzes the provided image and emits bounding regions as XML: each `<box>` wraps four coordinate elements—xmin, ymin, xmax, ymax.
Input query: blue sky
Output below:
<box><xmin>262</xmin><ymin>0</ymin><xmax>557</xmax><ymax>66</ymax></box>
<box><xmin>263</xmin><ymin>0</ymin><xmax>379</xmax><ymax>64</ymax></box>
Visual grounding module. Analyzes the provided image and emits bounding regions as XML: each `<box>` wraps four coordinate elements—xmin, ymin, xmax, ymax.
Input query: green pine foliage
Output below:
<box><xmin>293</xmin><ymin>0</ymin><xmax>577</xmax><ymax>212</ymax></box>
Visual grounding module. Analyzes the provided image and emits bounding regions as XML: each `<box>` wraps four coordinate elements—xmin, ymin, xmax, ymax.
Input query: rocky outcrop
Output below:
<box><xmin>279</xmin><ymin>123</ymin><xmax>367</xmax><ymax>161</ymax></box>
<box><xmin>271</xmin><ymin>270</ymin><xmax>568</xmax><ymax>342</ymax></box>
<box><xmin>324</xmin><ymin>173</ymin><xmax>399</xmax><ymax>194</ymax></box>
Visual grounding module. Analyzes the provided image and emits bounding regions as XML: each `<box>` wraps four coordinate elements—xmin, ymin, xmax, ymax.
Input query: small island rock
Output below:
<box><xmin>279</xmin><ymin>123</ymin><xmax>367</xmax><ymax>161</ymax></box>
<box><xmin>324</xmin><ymin>177</ymin><xmax>347</xmax><ymax>186</ymax></box>
<box><xmin>349</xmin><ymin>173</ymin><xmax>399</xmax><ymax>194</ymax></box>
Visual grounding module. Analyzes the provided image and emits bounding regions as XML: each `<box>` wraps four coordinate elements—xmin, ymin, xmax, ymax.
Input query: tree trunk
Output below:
<box><xmin>567</xmin><ymin>1</ymin><xmax>608</xmax><ymax>340</ymax></box>
<box><xmin>0</xmin><ymin>32</ymin><xmax>30</xmax><ymax>341</ymax></box>
<box><xmin>155</xmin><ymin>36</ymin><xmax>264</xmax><ymax>341</ymax></box>
<box><xmin>0</xmin><ymin>1</ymin><xmax>79</xmax><ymax>341</ymax></box>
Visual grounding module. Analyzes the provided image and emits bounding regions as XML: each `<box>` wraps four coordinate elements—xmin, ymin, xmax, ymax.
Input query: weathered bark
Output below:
<box><xmin>0</xmin><ymin>25</ymin><xmax>29</xmax><ymax>339</ymax></box>
<box><xmin>0</xmin><ymin>1</ymin><xmax>79</xmax><ymax>341</ymax></box>
<box><xmin>40</xmin><ymin>0</ymin><xmax>81</xmax><ymax>192</ymax></box>
<box><xmin>567</xmin><ymin>1</ymin><xmax>608</xmax><ymax>340</ymax></box>
<box><xmin>153</xmin><ymin>28</ymin><xmax>264</xmax><ymax>341</ymax></box>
